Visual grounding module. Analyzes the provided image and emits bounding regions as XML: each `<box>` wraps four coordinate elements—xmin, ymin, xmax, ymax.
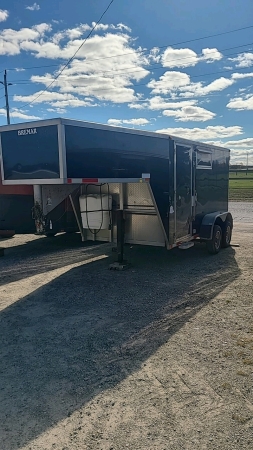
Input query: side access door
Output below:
<box><xmin>173</xmin><ymin>143</ymin><xmax>194</xmax><ymax>243</ymax></box>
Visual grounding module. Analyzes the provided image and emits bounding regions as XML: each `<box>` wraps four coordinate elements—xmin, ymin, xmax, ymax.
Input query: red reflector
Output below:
<box><xmin>67</xmin><ymin>178</ymin><xmax>72</xmax><ymax>184</ymax></box>
<box><xmin>82</xmin><ymin>178</ymin><xmax>98</xmax><ymax>183</ymax></box>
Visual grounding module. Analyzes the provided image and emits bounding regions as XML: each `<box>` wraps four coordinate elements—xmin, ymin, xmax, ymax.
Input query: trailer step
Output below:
<box><xmin>178</xmin><ymin>241</ymin><xmax>194</xmax><ymax>250</ymax></box>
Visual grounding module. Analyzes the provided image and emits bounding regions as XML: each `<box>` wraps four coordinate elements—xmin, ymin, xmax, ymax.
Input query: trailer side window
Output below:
<box><xmin>197</xmin><ymin>150</ymin><xmax>212</xmax><ymax>169</ymax></box>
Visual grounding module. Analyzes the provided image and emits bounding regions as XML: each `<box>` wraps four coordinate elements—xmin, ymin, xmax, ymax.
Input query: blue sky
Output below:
<box><xmin>0</xmin><ymin>0</ymin><xmax>253</xmax><ymax>163</ymax></box>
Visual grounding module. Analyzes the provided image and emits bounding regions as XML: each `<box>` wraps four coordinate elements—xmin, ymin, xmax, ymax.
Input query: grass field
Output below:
<box><xmin>229</xmin><ymin>171</ymin><xmax>253</xmax><ymax>201</ymax></box>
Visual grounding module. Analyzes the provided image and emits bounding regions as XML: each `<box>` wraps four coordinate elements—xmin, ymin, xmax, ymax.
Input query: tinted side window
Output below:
<box><xmin>1</xmin><ymin>125</ymin><xmax>60</xmax><ymax>180</ymax></box>
<box><xmin>197</xmin><ymin>150</ymin><xmax>212</xmax><ymax>169</ymax></box>
<box><xmin>65</xmin><ymin>125</ymin><xmax>168</xmax><ymax>178</ymax></box>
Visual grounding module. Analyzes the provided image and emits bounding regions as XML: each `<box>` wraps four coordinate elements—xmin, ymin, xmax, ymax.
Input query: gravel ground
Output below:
<box><xmin>229</xmin><ymin>201</ymin><xmax>253</xmax><ymax>223</ymax></box>
<box><xmin>0</xmin><ymin>203</ymin><xmax>252</xmax><ymax>450</ymax></box>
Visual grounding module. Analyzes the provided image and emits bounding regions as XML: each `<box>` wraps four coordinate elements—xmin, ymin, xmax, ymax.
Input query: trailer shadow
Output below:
<box><xmin>0</xmin><ymin>233</ymin><xmax>108</xmax><ymax>287</ymax></box>
<box><xmin>0</xmin><ymin>242</ymin><xmax>240</xmax><ymax>449</ymax></box>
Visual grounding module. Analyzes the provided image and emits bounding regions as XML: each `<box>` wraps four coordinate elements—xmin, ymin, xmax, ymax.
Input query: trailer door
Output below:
<box><xmin>174</xmin><ymin>144</ymin><xmax>193</xmax><ymax>243</ymax></box>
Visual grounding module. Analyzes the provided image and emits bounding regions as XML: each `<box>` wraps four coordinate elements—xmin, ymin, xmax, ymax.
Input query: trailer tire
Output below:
<box><xmin>221</xmin><ymin>220</ymin><xmax>232</xmax><ymax>248</ymax></box>
<box><xmin>206</xmin><ymin>225</ymin><xmax>222</xmax><ymax>254</ymax></box>
<box><xmin>45</xmin><ymin>232</ymin><xmax>56</xmax><ymax>237</ymax></box>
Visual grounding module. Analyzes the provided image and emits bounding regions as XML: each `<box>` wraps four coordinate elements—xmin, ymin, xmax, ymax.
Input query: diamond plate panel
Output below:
<box><xmin>42</xmin><ymin>184</ymin><xmax>79</xmax><ymax>215</ymax></box>
<box><xmin>126</xmin><ymin>183</ymin><xmax>153</xmax><ymax>207</ymax></box>
<box><xmin>125</xmin><ymin>214</ymin><xmax>165</xmax><ymax>246</ymax></box>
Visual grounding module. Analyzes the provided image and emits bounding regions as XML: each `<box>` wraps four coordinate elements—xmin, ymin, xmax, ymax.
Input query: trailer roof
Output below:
<box><xmin>0</xmin><ymin>117</ymin><xmax>230</xmax><ymax>153</ymax></box>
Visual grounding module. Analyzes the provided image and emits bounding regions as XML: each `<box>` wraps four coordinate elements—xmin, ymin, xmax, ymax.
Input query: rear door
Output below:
<box><xmin>174</xmin><ymin>143</ymin><xmax>193</xmax><ymax>242</ymax></box>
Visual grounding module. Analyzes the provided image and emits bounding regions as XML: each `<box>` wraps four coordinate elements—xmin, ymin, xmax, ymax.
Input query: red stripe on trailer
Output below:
<box><xmin>67</xmin><ymin>178</ymin><xmax>72</xmax><ymax>184</ymax></box>
<box><xmin>82</xmin><ymin>178</ymin><xmax>98</xmax><ymax>183</ymax></box>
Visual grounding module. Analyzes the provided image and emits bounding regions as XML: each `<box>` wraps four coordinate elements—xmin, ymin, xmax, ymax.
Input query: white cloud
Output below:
<box><xmin>205</xmin><ymin>138</ymin><xmax>253</xmax><ymax>148</ymax></box>
<box><xmin>149</xmin><ymin>47</ymin><xmax>161</xmax><ymax>63</ymax></box>
<box><xmin>162</xmin><ymin>48</ymin><xmax>198</xmax><ymax>68</ymax></box>
<box><xmin>147</xmin><ymin>71</ymin><xmax>234</xmax><ymax>98</ymax></box>
<box><xmin>229</xmin><ymin>52</ymin><xmax>253</xmax><ymax>68</ymax></box>
<box><xmin>230</xmin><ymin>150</ymin><xmax>253</xmax><ymax>164</ymax></box>
<box><xmin>0</xmin><ymin>22</ymin><xmax>149</xmax><ymax>105</ymax></box>
<box><xmin>47</xmin><ymin>107</ymin><xmax>67</xmax><ymax>114</ymax></box>
<box><xmin>128</xmin><ymin>96</ymin><xmax>198</xmax><ymax>111</ymax></box>
<box><xmin>227</xmin><ymin>95</ymin><xmax>253</xmax><ymax>111</ymax></box>
<box><xmin>224</xmin><ymin>138</ymin><xmax>253</xmax><ymax>148</ymax></box>
<box><xmin>0</xmin><ymin>21</ymin><xmax>242</xmax><ymax>113</ymax></box>
<box><xmin>24</xmin><ymin>30</ymin><xmax>149</xmax><ymax>103</ymax></box>
<box><xmin>163</xmin><ymin>105</ymin><xmax>215</xmax><ymax>122</ymax></box>
<box><xmin>14</xmin><ymin>91</ymin><xmax>96</xmax><ymax>108</ymax></box>
<box><xmin>26</xmin><ymin>3</ymin><xmax>40</xmax><ymax>11</ymax></box>
<box><xmin>147</xmin><ymin>71</ymin><xmax>191</xmax><ymax>94</ymax></box>
<box><xmin>19</xmin><ymin>26</ymin><xmax>137</xmax><ymax>61</ymax></box>
<box><xmin>201</xmin><ymin>48</ymin><xmax>222</xmax><ymax>63</ymax></box>
<box><xmin>231</xmin><ymin>72</ymin><xmax>253</xmax><ymax>80</ymax></box>
<box><xmin>107</xmin><ymin>118</ymin><xmax>149</xmax><ymax>126</ymax></box>
<box><xmin>0</xmin><ymin>23</ymin><xmax>52</xmax><ymax>56</ymax></box>
<box><xmin>114</xmin><ymin>23</ymin><xmax>132</xmax><ymax>33</ymax></box>
<box><xmin>128</xmin><ymin>102</ymin><xmax>148</xmax><ymax>110</ymax></box>
<box><xmin>180</xmin><ymin>77</ymin><xmax>234</xmax><ymax>98</ymax></box>
<box><xmin>0</xmin><ymin>108</ymin><xmax>40</xmax><ymax>120</ymax></box>
<box><xmin>148</xmin><ymin>96</ymin><xmax>197</xmax><ymax>110</ymax></box>
<box><xmin>155</xmin><ymin>125</ymin><xmax>243</xmax><ymax>140</ymax></box>
<box><xmin>161</xmin><ymin>47</ymin><xmax>222</xmax><ymax>68</ymax></box>
<box><xmin>203</xmin><ymin>140</ymin><xmax>230</xmax><ymax>147</ymax></box>
<box><xmin>230</xmin><ymin>152</ymin><xmax>253</xmax><ymax>164</ymax></box>
<box><xmin>0</xmin><ymin>22</ymin><xmax>135</xmax><ymax>65</ymax></box>
<box><xmin>0</xmin><ymin>9</ymin><xmax>9</xmax><ymax>22</ymax></box>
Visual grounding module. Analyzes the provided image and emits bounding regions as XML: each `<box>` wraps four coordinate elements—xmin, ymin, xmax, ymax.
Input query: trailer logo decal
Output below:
<box><xmin>17</xmin><ymin>128</ymin><xmax>37</xmax><ymax>136</ymax></box>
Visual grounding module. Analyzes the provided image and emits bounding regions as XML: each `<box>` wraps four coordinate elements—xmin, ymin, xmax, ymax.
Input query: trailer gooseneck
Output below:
<box><xmin>0</xmin><ymin>118</ymin><xmax>232</xmax><ymax>259</ymax></box>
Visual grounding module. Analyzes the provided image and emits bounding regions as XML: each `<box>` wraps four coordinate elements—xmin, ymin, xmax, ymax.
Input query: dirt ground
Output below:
<box><xmin>0</xmin><ymin>202</ymin><xmax>252</xmax><ymax>450</ymax></box>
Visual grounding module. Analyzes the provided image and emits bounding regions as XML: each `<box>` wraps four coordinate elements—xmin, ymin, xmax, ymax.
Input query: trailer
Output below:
<box><xmin>0</xmin><ymin>118</ymin><xmax>233</xmax><ymax>263</ymax></box>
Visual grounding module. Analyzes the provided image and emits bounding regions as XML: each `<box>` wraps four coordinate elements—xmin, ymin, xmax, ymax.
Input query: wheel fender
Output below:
<box><xmin>199</xmin><ymin>211</ymin><xmax>233</xmax><ymax>240</ymax></box>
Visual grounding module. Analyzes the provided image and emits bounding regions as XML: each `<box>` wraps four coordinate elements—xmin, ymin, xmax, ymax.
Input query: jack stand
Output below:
<box><xmin>109</xmin><ymin>210</ymin><xmax>130</xmax><ymax>270</ymax></box>
<box><xmin>109</xmin><ymin>261</ymin><xmax>130</xmax><ymax>271</ymax></box>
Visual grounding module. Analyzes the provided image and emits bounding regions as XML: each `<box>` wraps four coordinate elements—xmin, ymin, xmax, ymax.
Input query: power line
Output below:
<box><xmin>11</xmin><ymin>46</ymin><xmax>253</xmax><ymax>83</ymax></box>
<box><xmin>58</xmin><ymin>42</ymin><xmax>253</xmax><ymax>76</ymax></box>
<box><xmin>5</xmin><ymin>24</ymin><xmax>253</xmax><ymax>73</ymax></box>
<box><xmin>7</xmin><ymin>64</ymin><xmax>60</xmax><ymax>72</ymax></box>
<box><xmin>11</xmin><ymin>66</ymin><xmax>253</xmax><ymax>100</ymax></box>
<box><xmin>14</xmin><ymin>0</ymin><xmax>115</xmax><ymax>110</ymax></box>
<box><xmin>8</xmin><ymin>42</ymin><xmax>253</xmax><ymax>88</ymax></box>
<box><xmin>7</xmin><ymin>22</ymin><xmax>253</xmax><ymax>109</ymax></box>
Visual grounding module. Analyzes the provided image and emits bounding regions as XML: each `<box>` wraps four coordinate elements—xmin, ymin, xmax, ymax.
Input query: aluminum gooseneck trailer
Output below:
<box><xmin>0</xmin><ymin>118</ymin><xmax>233</xmax><ymax>260</ymax></box>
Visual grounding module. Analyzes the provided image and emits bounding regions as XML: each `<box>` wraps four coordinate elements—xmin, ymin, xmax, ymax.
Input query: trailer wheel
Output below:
<box><xmin>45</xmin><ymin>232</ymin><xmax>56</xmax><ymax>237</ymax></box>
<box><xmin>206</xmin><ymin>225</ymin><xmax>222</xmax><ymax>254</ymax></box>
<box><xmin>221</xmin><ymin>220</ymin><xmax>232</xmax><ymax>248</ymax></box>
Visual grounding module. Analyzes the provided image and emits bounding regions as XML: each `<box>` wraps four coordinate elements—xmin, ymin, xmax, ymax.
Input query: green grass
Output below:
<box><xmin>229</xmin><ymin>179</ymin><xmax>253</xmax><ymax>189</ymax></box>
<box><xmin>230</xmin><ymin>171</ymin><xmax>253</xmax><ymax>179</ymax></box>
<box><xmin>229</xmin><ymin>171</ymin><xmax>253</xmax><ymax>201</ymax></box>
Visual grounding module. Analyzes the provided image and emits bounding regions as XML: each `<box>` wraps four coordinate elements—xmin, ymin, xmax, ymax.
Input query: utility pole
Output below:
<box><xmin>0</xmin><ymin>70</ymin><xmax>12</xmax><ymax>125</ymax></box>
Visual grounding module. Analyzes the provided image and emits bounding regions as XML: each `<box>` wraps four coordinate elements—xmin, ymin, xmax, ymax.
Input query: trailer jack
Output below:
<box><xmin>109</xmin><ymin>210</ymin><xmax>130</xmax><ymax>270</ymax></box>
